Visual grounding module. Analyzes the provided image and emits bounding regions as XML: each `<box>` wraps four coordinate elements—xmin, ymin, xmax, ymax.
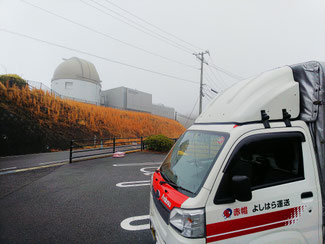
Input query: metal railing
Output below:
<box><xmin>69</xmin><ymin>137</ymin><xmax>145</xmax><ymax>163</ymax></box>
<box><xmin>69</xmin><ymin>136</ymin><xmax>178</xmax><ymax>163</ymax></box>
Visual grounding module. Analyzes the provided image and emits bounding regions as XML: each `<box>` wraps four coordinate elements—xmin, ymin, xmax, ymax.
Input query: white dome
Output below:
<box><xmin>52</xmin><ymin>57</ymin><xmax>101</xmax><ymax>86</ymax></box>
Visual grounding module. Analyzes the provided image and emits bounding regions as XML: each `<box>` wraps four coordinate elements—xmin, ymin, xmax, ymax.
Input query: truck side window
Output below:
<box><xmin>215</xmin><ymin>133</ymin><xmax>304</xmax><ymax>204</ymax></box>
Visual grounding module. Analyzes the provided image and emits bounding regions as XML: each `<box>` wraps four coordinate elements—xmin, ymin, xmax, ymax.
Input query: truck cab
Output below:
<box><xmin>149</xmin><ymin>62</ymin><xmax>325</xmax><ymax>244</ymax></box>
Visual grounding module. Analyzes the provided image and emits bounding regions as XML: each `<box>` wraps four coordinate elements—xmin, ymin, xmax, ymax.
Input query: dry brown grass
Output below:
<box><xmin>0</xmin><ymin>83</ymin><xmax>185</xmax><ymax>139</ymax></box>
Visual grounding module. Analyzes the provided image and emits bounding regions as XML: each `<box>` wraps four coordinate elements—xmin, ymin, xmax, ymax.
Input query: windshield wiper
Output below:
<box><xmin>159</xmin><ymin>170</ymin><xmax>195</xmax><ymax>194</ymax></box>
<box><xmin>160</xmin><ymin>180</ymin><xmax>195</xmax><ymax>195</ymax></box>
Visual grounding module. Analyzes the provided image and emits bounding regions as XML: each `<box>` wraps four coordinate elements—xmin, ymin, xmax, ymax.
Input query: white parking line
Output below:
<box><xmin>113</xmin><ymin>162</ymin><xmax>161</xmax><ymax>167</ymax></box>
<box><xmin>140</xmin><ymin>166</ymin><xmax>158</xmax><ymax>176</ymax></box>
<box><xmin>0</xmin><ymin>166</ymin><xmax>17</xmax><ymax>171</ymax></box>
<box><xmin>116</xmin><ymin>180</ymin><xmax>150</xmax><ymax>187</ymax></box>
<box><xmin>120</xmin><ymin>215</ymin><xmax>150</xmax><ymax>231</ymax></box>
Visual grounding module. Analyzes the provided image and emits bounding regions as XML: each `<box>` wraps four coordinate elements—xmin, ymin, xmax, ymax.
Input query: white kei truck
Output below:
<box><xmin>149</xmin><ymin>61</ymin><xmax>325</xmax><ymax>244</ymax></box>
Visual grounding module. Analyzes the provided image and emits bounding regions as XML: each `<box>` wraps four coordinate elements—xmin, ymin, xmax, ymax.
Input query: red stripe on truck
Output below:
<box><xmin>206</xmin><ymin>206</ymin><xmax>304</xmax><ymax>242</ymax></box>
<box><xmin>152</xmin><ymin>171</ymin><xmax>189</xmax><ymax>210</ymax></box>
<box><xmin>207</xmin><ymin>221</ymin><xmax>288</xmax><ymax>242</ymax></box>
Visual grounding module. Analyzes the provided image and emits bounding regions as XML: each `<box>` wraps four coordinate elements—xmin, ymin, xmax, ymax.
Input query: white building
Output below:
<box><xmin>101</xmin><ymin>87</ymin><xmax>152</xmax><ymax>113</ymax></box>
<box><xmin>151</xmin><ymin>103</ymin><xmax>175</xmax><ymax>120</ymax></box>
<box><xmin>51</xmin><ymin>57</ymin><xmax>101</xmax><ymax>104</ymax></box>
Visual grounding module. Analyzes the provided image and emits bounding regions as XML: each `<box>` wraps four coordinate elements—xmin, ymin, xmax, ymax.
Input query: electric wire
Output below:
<box><xmin>21</xmin><ymin>0</ymin><xmax>198</xmax><ymax>70</ymax></box>
<box><xmin>102</xmin><ymin>0</ymin><xmax>203</xmax><ymax>51</ymax></box>
<box><xmin>203</xmin><ymin>85</ymin><xmax>216</xmax><ymax>99</ymax></box>
<box><xmin>203</xmin><ymin>89</ymin><xmax>213</xmax><ymax>100</ymax></box>
<box><xmin>80</xmin><ymin>0</ymin><xmax>193</xmax><ymax>54</ymax></box>
<box><xmin>207</xmin><ymin>56</ymin><xmax>244</xmax><ymax>80</ymax></box>
<box><xmin>209</xmin><ymin>63</ymin><xmax>243</xmax><ymax>80</ymax></box>
<box><xmin>88</xmin><ymin>0</ymin><xmax>194</xmax><ymax>53</ymax></box>
<box><xmin>0</xmin><ymin>28</ymin><xmax>198</xmax><ymax>84</ymax></box>
<box><xmin>206</xmin><ymin>64</ymin><xmax>229</xmax><ymax>89</ymax></box>
<box><xmin>205</xmin><ymin>84</ymin><xmax>219</xmax><ymax>98</ymax></box>
<box><xmin>185</xmin><ymin>96</ymin><xmax>199</xmax><ymax>126</ymax></box>
<box><xmin>203</xmin><ymin>92</ymin><xmax>212</xmax><ymax>101</ymax></box>
<box><xmin>204</xmin><ymin>71</ymin><xmax>223</xmax><ymax>91</ymax></box>
<box><xmin>204</xmin><ymin>71</ymin><xmax>221</xmax><ymax>90</ymax></box>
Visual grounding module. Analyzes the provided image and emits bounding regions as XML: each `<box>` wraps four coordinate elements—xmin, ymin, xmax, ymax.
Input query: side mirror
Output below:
<box><xmin>231</xmin><ymin>175</ymin><xmax>252</xmax><ymax>202</ymax></box>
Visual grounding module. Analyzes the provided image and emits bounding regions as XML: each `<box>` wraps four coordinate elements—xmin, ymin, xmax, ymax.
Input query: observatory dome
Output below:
<box><xmin>51</xmin><ymin>57</ymin><xmax>101</xmax><ymax>105</ymax></box>
<box><xmin>52</xmin><ymin>57</ymin><xmax>101</xmax><ymax>85</ymax></box>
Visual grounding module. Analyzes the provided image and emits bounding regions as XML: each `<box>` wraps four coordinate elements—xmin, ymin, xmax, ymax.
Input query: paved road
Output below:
<box><xmin>0</xmin><ymin>152</ymin><xmax>165</xmax><ymax>244</ymax></box>
<box><xmin>0</xmin><ymin>145</ymin><xmax>140</xmax><ymax>172</ymax></box>
<box><xmin>0</xmin><ymin>150</ymin><xmax>70</xmax><ymax>171</ymax></box>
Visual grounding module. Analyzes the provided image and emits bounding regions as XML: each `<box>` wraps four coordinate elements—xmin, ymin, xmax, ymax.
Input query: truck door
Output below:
<box><xmin>205</xmin><ymin>130</ymin><xmax>320</xmax><ymax>244</ymax></box>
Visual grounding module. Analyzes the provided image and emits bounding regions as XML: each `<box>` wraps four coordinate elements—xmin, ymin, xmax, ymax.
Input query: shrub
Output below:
<box><xmin>144</xmin><ymin>134</ymin><xmax>174</xmax><ymax>152</ymax></box>
<box><xmin>0</xmin><ymin>74</ymin><xmax>27</xmax><ymax>88</ymax></box>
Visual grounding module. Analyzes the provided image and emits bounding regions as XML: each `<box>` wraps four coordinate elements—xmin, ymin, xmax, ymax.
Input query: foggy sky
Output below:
<box><xmin>1</xmin><ymin>0</ymin><xmax>325</xmax><ymax>117</ymax></box>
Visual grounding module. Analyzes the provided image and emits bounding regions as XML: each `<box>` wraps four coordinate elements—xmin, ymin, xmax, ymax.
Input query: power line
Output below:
<box><xmin>88</xmin><ymin>0</ymin><xmax>194</xmax><ymax>53</ymax></box>
<box><xmin>203</xmin><ymin>89</ymin><xmax>213</xmax><ymax>100</ymax></box>
<box><xmin>21</xmin><ymin>0</ymin><xmax>197</xmax><ymax>70</ymax></box>
<box><xmin>102</xmin><ymin>0</ymin><xmax>203</xmax><ymax>51</ymax></box>
<box><xmin>204</xmin><ymin>70</ymin><xmax>223</xmax><ymax>91</ymax></box>
<box><xmin>203</xmin><ymin>86</ymin><xmax>216</xmax><ymax>100</ymax></box>
<box><xmin>209</xmin><ymin>63</ymin><xmax>243</xmax><ymax>80</ymax></box>
<box><xmin>0</xmin><ymin>28</ymin><xmax>198</xmax><ymax>85</ymax></box>
<box><xmin>185</xmin><ymin>96</ymin><xmax>199</xmax><ymax>126</ymax></box>
<box><xmin>207</xmin><ymin>55</ymin><xmax>243</xmax><ymax>80</ymax></box>
<box><xmin>206</xmin><ymin>65</ymin><xmax>228</xmax><ymax>89</ymax></box>
<box><xmin>80</xmin><ymin>0</ymin><xmax>193</xmax><ymax>54</ymax></box>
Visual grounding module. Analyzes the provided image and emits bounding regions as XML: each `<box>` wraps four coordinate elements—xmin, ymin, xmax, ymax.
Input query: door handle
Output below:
<box><xmin>301</xmin><ymin>191</ymin><xmax>313</xmax><ymax>199</ymax></box>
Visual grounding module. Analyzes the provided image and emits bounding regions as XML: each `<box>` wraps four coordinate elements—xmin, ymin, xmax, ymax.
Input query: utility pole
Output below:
<box><xmin>193</xmin><ymin>50</ymin><xmax>209</xmax><ymax>115</ymax></box>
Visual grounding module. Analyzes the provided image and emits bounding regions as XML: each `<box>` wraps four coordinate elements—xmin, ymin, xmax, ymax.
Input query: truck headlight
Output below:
<box><xmin>169</xmin><ymin>208</ymin><xmax>205</xmax><ymax>238</ymax></box>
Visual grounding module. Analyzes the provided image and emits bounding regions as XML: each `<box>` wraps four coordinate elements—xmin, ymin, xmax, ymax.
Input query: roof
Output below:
<box><xmin>51</xmin><ymin>57</ymin><xmax>101</xmax><ymax>85</ymax></box>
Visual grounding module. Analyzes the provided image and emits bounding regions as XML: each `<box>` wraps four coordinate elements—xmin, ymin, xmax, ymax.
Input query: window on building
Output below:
<box><xmin>65</xmin><ymin>82</ymin><xmax>73</xmax><ymax>89</ymax></box>
<box><xmin>215</xmin><ymin>133</ymin><xmax>304</xmax><ymax>204</ymax></box>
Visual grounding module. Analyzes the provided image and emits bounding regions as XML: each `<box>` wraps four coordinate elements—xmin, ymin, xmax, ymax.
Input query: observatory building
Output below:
<box><xmin>101</xmin><ymin>87</ymin><xmax>175</xmax><ymax>119</ymax></box>
<box><xmin>51</xmin><ymin>57</ymin><xmax>179</xmax><ymax>122</ymax></box>
<box><xmin>51</xmin><ymin>57</ymin><xmax>101</xmax><ymax>104</ymax></box>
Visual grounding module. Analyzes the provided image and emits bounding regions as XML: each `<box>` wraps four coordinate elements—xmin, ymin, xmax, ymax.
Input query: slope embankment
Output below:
<box><xmin>0</xmin><ymin>82</ymin><xmax>185</xmax><ymax>156</ymax></box>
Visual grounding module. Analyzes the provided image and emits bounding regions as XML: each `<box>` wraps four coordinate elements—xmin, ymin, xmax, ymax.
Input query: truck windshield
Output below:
<box><xmin>160</xmin><ymin>130</ymin><xmax>228</xmax><ymax>196</ymax></box>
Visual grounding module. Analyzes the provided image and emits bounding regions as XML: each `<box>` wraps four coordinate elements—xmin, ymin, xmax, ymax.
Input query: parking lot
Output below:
<box><xmin>0</xmin><ymin>152</ymin><xmax>165</xmax><ymax>244</ymax></box>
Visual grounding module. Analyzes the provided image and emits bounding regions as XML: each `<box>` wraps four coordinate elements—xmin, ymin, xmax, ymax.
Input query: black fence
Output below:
<box><xmin>69</xmin><ymin>137</ymin><xmax>145</xmax><ymax>163</ymax></box>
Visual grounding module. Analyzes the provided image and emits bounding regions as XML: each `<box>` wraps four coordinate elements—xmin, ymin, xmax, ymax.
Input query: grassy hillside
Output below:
<box><xmin>0</xmin><ymin>81</ymin><xmax>185</xmax><ymax>156</ymax></box>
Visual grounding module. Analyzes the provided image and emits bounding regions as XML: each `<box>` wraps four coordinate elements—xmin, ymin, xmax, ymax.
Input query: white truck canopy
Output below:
<box><xmin>196</xmin><ymin>66</ymin><xmax>299</xmax><ymax>123</ymax></box>
<box><xmin>196</xmin><ymin>61</ymin><xmax>325</xmax><ymax>226</ymax></box>
<box><xmin>291</xmin><ymin>61</ymin><xmax>325</xmax><ymax>227</ymax></box>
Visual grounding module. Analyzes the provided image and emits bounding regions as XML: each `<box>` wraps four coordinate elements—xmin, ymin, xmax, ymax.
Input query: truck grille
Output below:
<box><xmin>152</xmin><ymin>187</ymin><xmax>170</xmax><ymax>224</ymax></box>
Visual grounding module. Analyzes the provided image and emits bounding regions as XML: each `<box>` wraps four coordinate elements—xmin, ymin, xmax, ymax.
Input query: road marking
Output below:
<box><xmin>0</xmin><ymin>166</ymin><xmax>17</xmax><ymax>171</ymax></box>
<box><xmin>0</xmin><ymin>155</ymin><xmax>20</xmax><ymax>159</ymax></box>
<box><xmin>140</xmin><ymin>166</ymin><xmax>158</xmax><ymax>176</ymax></box>
<box><xmin>116</xmin><ymin>180</ymin><xmax>150</xmax><ymax>187</ymax></box>
<box><xmin>120</xmin><ymin>215</ymin><xmax>150</xmax><ymax>231</ymax></box>
<box><xmin>113</xmin><ymin>162</ymin><xmax>161</xmax><ymax>167</ymax></box>
<box><xmin>0</xmin><ymin>162</ymin><xmax>67</xmax><ymax>176</ymax></box>
<box><xmin>39</xmin><ymin>160</ymin><xmax>67</xmax><ymax>165</ymax></box>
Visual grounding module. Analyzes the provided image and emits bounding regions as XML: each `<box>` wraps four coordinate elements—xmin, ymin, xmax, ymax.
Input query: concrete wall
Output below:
<box><xmin>101</xmin><ymin>87</ymin><xmax>126</xmax><ymax>109</ymax></box>
<box><xmin>51</xmin><ymin>78</ymin><xmax>101</xmax><ymax>105</ymax></box>
<box><xmin>101</xmin><ymin>87</ymin><xmax>152</xmax><ymax>113</ymax></box>
<box><xmin>126</xmin><ymin>88</ymin><xmax>152</xmax><ymax>113</ymax></box>
<box><xmin>151</xmin><ymin>104</ymin><xmax>175</xmax><ymax>120</ymax></box>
